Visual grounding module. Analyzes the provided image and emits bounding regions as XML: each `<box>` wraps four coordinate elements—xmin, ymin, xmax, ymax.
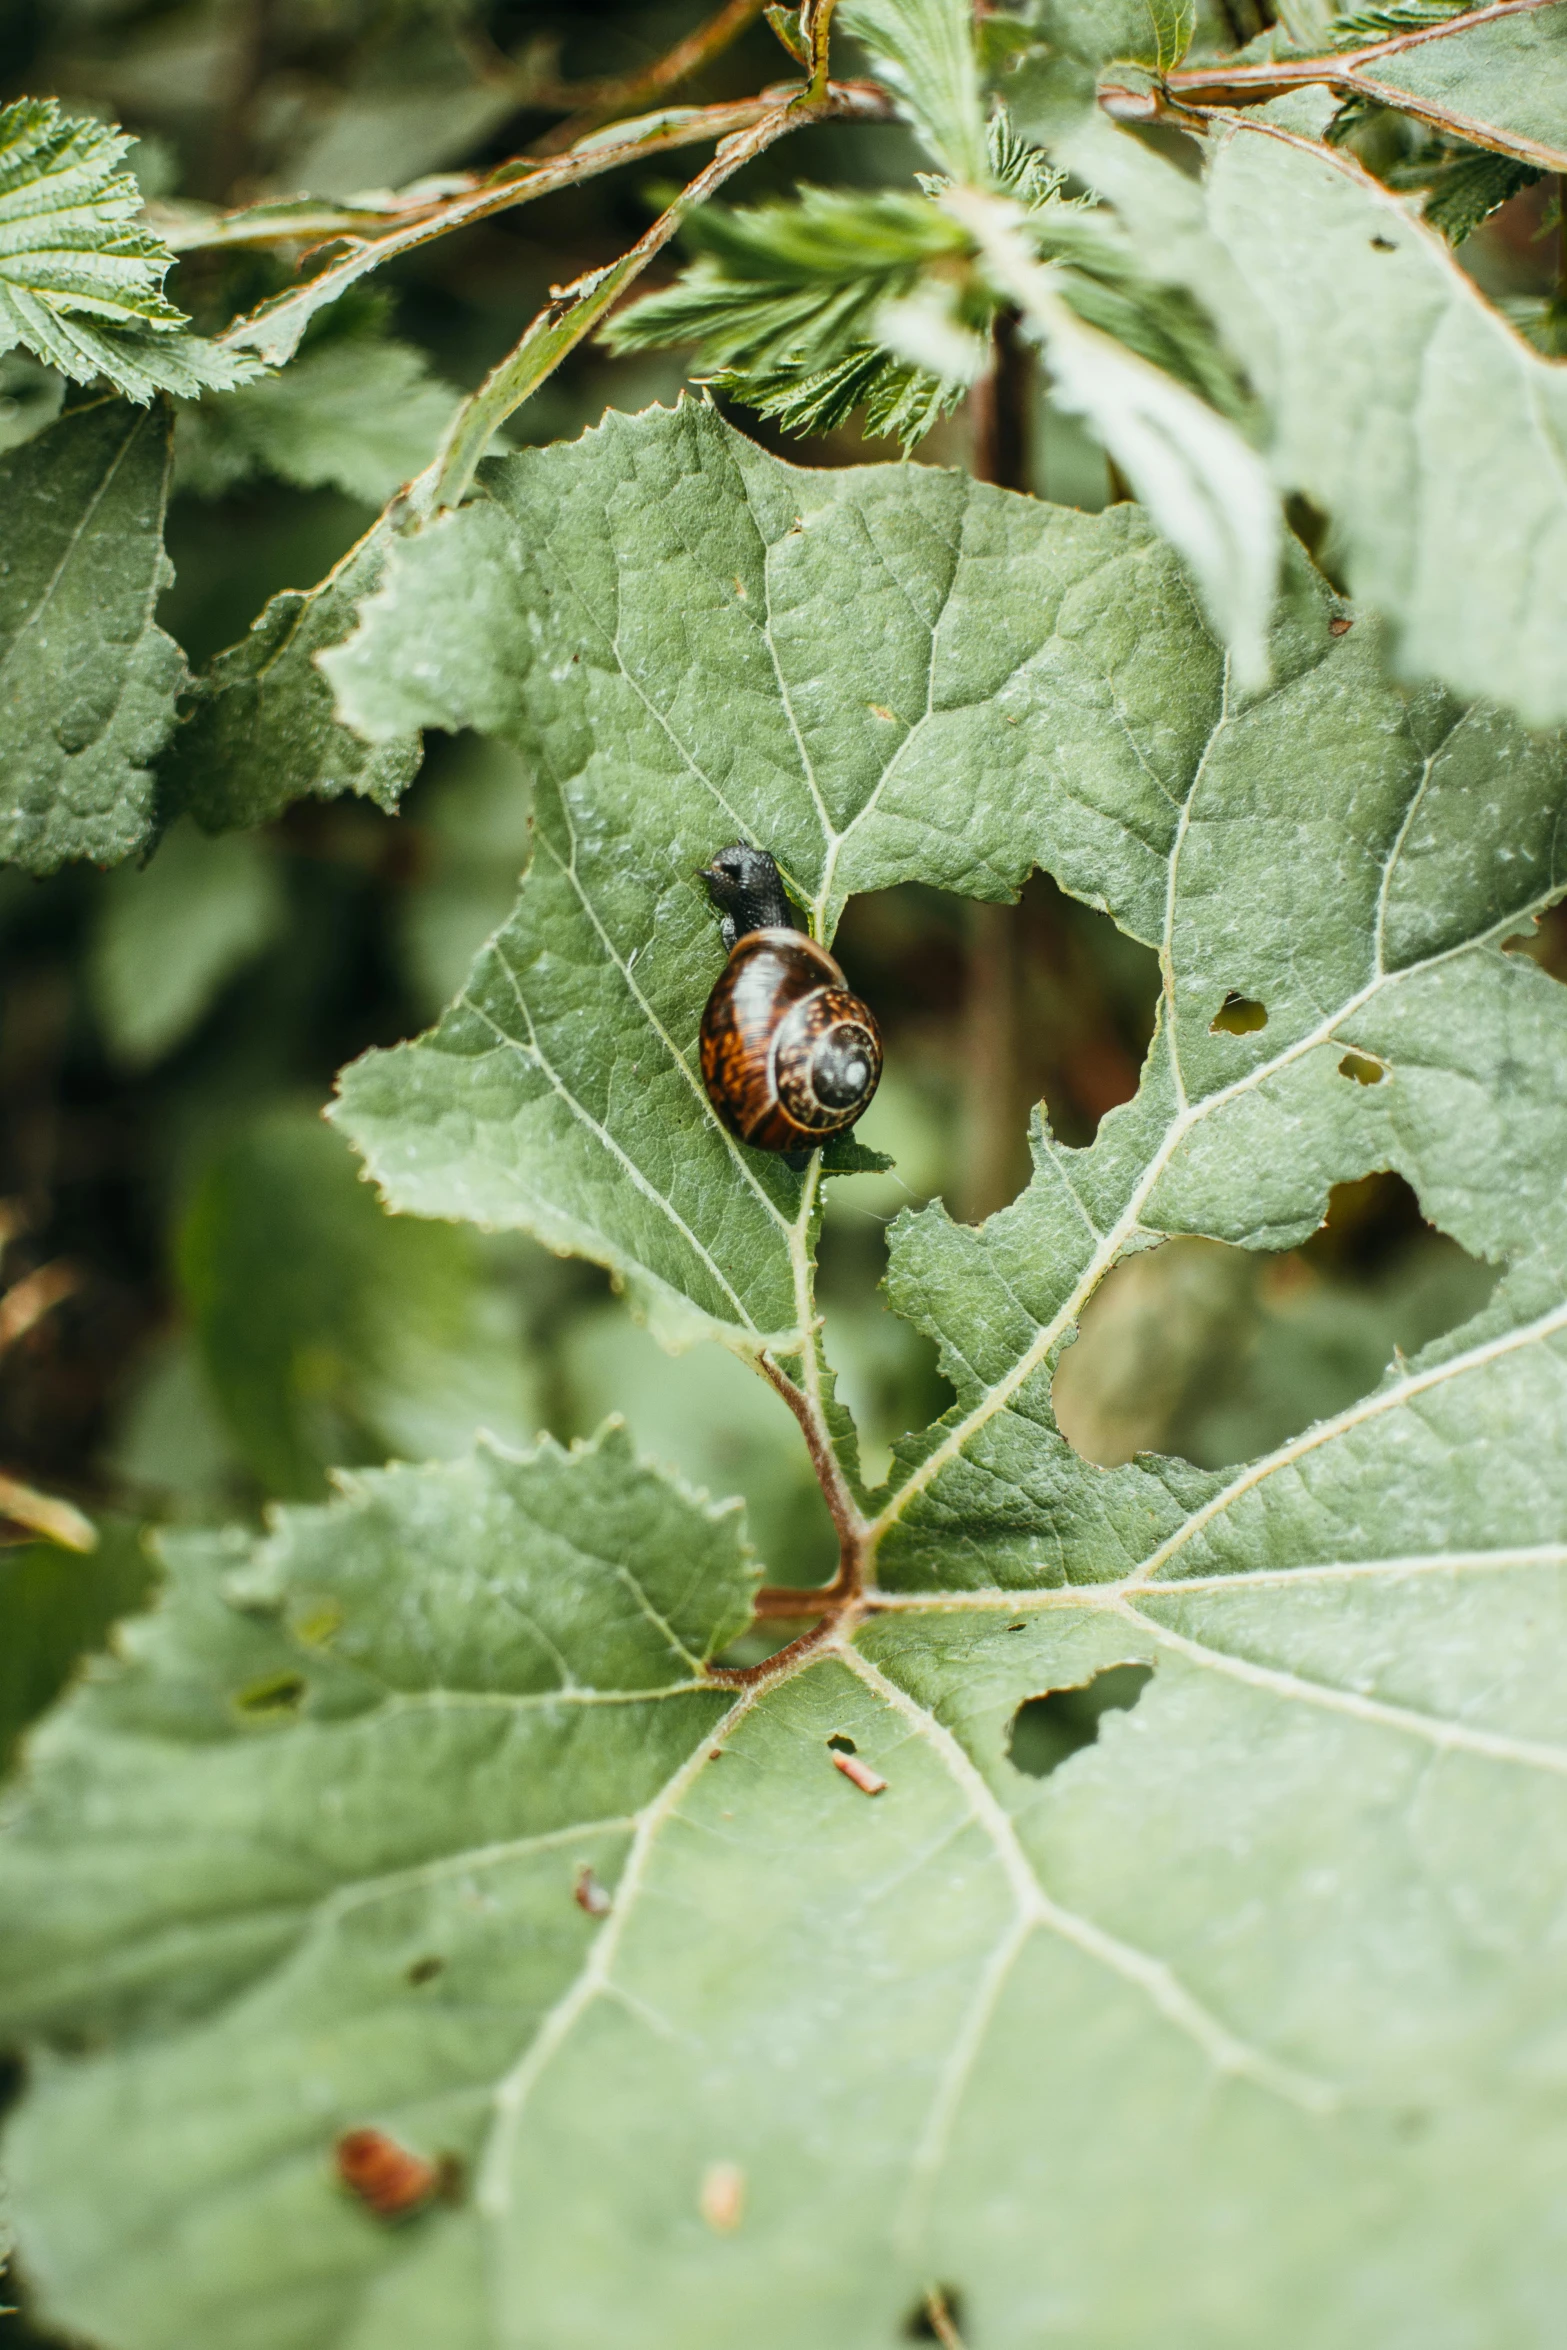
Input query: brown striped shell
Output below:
<box><xmin>699</xmin><ymin>927</ymin><xmax>882</xmax><ymax>1155</ymax></box>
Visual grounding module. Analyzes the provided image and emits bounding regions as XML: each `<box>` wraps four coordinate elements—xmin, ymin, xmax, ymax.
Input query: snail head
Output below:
<box><xmin>697</xmin><ymin>843</ymin><xmax>798</xmax><ymax>950</ymax></box>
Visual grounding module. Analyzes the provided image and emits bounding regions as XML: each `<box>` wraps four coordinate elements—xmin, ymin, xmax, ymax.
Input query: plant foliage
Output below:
<box><xmin>3</xmin><ymin>1</ymin><xmax>1567</xmax><ymax>2344</ymax></box>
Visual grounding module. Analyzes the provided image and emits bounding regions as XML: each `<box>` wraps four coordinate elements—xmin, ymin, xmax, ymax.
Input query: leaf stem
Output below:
<box><xmin>754</xmin><ymin>1349</ymin><xmax>869</xmax><ymax>1599</ymax></box>
<box><xmin>406</xmin><ymin>79</ymin><xmax>892</xmax><ymax>516</ymax></box>
<box><xmin>216</xmin><ymin>84</ymin><xmax>886</xmax><ymax>358</ymax></box>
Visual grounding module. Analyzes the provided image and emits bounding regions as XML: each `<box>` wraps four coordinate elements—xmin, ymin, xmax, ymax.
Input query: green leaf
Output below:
<box><xmin>0</xmin><ymin>99</ymin><xmax>256</xmax><ymax>403</ymax></box>
<box><xmin>322</xmin><ymin>401</ymin><xmax>1229</xmax><ymax>1350</ymax></box>
<box><xmin>0</xmin><ymin>1522</ymin><xmax>153</xmax><ymax>1780</ymax></box>
<box><xmin>1340</xmin><ymin>0</ymin><xmax>1567</xmax><ymax>172</ymax></box>
<box><xmin>164</xmin><ymin>523</ymin><xmax>421</xmax><ymax>833</ymax></box>
<box><xmin>175</xmin><ymin>335</ymin><xmax>462</xmax><ymax>506</ymax></box>
<box><xmin>0</xmin><ymin>397</ymin><xmax>186</xmax><ymax>874</ymax></box>
<box><xmin>837</xmin><ymin>0</ymin><xmax>989</xmax><ymax>179</ymax></box>
<box><xmin>176</xmin><ymin>1109</ymin><xmax>545</xmax><ymax>1499</ymax></box>
<box><xmin>90</xmin><ymin>822</ymin><xmax>287</xmax><ymax>1069</ymax></box>
<box><xmin>1046</xmin><ymin>98</ymin><xmax>1567</xmax><ymax>727</ymax></box>
<box><xmin>9</xmin><ymin>398</ymin><xmax>1567</xmax><ymax>2349</ymax></box>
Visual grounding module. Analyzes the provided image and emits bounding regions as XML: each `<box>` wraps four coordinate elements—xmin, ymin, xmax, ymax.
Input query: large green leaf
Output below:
<box><xmin>325</xmin><ymin>400</ymin><xmax>1226</xmax><ymax>1350</ymax></box>
<box><xmin>5</xmin><ymin>400</ymin><xmax>1567</xmax><ymax>2346</ymax></box>
<box><xmin>0</xmin><ymin>396</ymin><xmax>186</xmax><ymax>874</ymax></box>
<box><xmin>1038</xmin><ymin>94</ymin><xmax>1567</xmax><ymax>728</ymax></box>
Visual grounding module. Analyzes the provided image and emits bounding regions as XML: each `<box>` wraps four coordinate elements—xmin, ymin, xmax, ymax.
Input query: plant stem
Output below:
<box><xmin>531</xmin><ymin>0</ymin><xmax>772</xmax><ymax>154</ymax></box>
<box><xmin>410</xmin><ymin>80</ymin><xmax>889</xmax><ymax>515</ymax></box>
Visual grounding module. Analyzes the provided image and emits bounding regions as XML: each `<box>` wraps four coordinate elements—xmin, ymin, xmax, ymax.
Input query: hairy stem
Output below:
<box><xmin>406</xmin><ymin>79</ymin><xmax>891</xmax><ymax>515</ymax></box>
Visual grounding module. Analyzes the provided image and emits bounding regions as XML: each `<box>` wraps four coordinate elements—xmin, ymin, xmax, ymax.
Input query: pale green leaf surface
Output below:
<box><xmin>166</xmin><ymin>525</ymin><xmax>421</xmax><ymax>832</ymax></box>
<box><xmin>325</xmin><ymin>401</ymin><xmax>1228</xmax><ymax>1348</ymax></box>
<box><xmin>90</xmin><ymin>821</ymin><xmax>286</xmax><ymax>1068</ymax></box>
<box><xmin>1351</xmin><ymin>0</ymin><xmax>1567</xmax><ymax>172</ymax></box>
<box><xmin>838</xmin><ymin>0</ymin><xmax>989</xmax><ymax>178</ymax></box>
<box><xmin>0</xmin><ymin>397</ymin><xmax>186</xmax><ymax>873</ymax></box>
<box><xmin>1043</xmin><ymin>98</ymin><xmax>1567</xmax><ymax>726</ymax></box>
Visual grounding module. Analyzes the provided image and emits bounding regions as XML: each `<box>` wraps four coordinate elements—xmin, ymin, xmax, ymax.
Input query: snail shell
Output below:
<box><xmin>696</xmin><ymin>847</ymin><xmax>880</xmax><ymax>1156</ymax></box>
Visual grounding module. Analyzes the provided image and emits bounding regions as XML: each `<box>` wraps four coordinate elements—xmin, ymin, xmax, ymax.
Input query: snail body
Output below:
<box><xmin>697</xmin><ymin>845</ymin><xmax>881</xmax><ymax>1156</ymax></box>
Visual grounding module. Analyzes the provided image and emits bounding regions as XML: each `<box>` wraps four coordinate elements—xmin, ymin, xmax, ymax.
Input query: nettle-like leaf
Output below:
<box><xmin>1043</xmin><ymin>94</ymin><xmax>1567</xmax><ymax>728</ymax></box>
<box><xmin>0</xmin><ymin>99</ymin><xmax>255</xmax><ymax>403</ymax></box>
<box><xmin>5</xmin><ymin>400</ymin><xmax>1567</xmax><ymax>2345</ymax></box>
<box><xmin>0</xmin><ymin>397</ymin><xmax>186</xmax><ymax>874</ymax></box>
<box><xmin>606</xmin><ymin>133</ymin><xmax>1250</xmax><ymax>454</ymax></box>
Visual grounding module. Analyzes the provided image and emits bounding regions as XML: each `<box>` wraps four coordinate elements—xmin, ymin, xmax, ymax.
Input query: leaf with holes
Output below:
<box><xmin>4</xmin><ymin>395</ymin><xmax>1567</xmax><ymax>2347</ymax></box>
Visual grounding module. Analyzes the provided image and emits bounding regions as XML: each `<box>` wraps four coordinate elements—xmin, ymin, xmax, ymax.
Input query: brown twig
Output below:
<box><xmin>219</xmin><ymin>80</ymin><xmax>891</xmax><ymax>360</ymax></box>
<box><xmin>0</xmin><ymin>1260</ymin><xmax>79</xmax><ymax>1356</ymax></box>
<box><xmin>922</xmin><ymin>2289</ymin><xmax>968</xmax><ymax>2350</ymax></box>
<box><xmin>0</xmin><ymin>1470</ymin><xmax>96</xmax><ymax>1553</ymax></box>
<box><xmin>1127</xmin><ymin>0</ymin><xmax>1567</xmax><ymax>173</ymax></box>
<box><xmin>414</xmin><ymin>79</ymin><xmax>891</xmax><ymax>514</ymax></box>
<box><xmin>531</xmin><ymin>0</ymin><xmax>772</xmax><ymax>154</ymax></box>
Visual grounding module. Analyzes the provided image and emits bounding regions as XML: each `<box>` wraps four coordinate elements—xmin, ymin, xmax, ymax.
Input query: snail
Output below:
<box><xmin>697</xmin><ymin>844</ymin><xmax>881</xmax><ymax>1156</ymax></box>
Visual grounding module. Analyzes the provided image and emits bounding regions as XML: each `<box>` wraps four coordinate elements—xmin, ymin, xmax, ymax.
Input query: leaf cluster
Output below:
<box><xmin>607</xmin><ymin>115</ymin><xmax>1248</xmax><ymax>448</ymax></box>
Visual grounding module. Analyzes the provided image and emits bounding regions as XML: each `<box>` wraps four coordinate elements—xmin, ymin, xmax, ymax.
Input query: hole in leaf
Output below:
<box><xmin>1053</xmin><ymin>1173</ymin><xmax>1496</xmax><ymax>1470</ymax></box>
<box><xmin>1008</xmin><ymin>1665</ymin><xmax>1154</xmax><ymax>1779</ymax></box>
<box><xmin>827</xmin><ymin>1733</ymin><xmax>857</xmax><ymax>1754</ymax></box>
<box><xmin>1337</xmin><ymin>1050</ymin><xmax>1385</xmax><ymax>1084</ymax></box>
<box><xmin>904</xmin><ymin>2284</ymin><xmax>968</xmax><ymax>2341</ymax></box>
<box><xmin>1504</xmin><ymin>899</ymin><xmax>1567</xmax><ymax>983</ymax></box>
<box><xmin>233</xmin><ymin>1670</ymin><xmax>307</xmax><ymax>1718</ymax></box>
<box><xmin>1370</xmin><ymin>233</ymin><xmax>1396</xmax><ymax>250</ymax></box>
<box><xmin>406</xmin><ymin>1956</ymin><xmax>444</xmax><ymax>1986</ymax></box>
<box><xmin>1210</xmin><ymin>992</ymin><xmax>1268</xmax><ymax>1036</ymax></box>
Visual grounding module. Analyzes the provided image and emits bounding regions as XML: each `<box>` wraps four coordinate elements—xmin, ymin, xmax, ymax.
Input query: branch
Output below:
<box><xmin>0</xmin><ymin>1470</ymin><xmax>96</xmax><ymax>1552</ymax></box>
<box><xmin>214</xmin><ymin>85</ymin><xmax>886</xmax><ymax>361</ymax></box>
<box><xmin>1117</xmin><ymin>0</ymin><xmax>1567</xmax><ymax>173</ymax></box>
<box><xmin>407</xmin><ymin>80</ymin><xmax>892</xmax><ymax>515</ymax></box>
<box><xmin>528</xmin><ymin>0</ymin><xmax>772</xmax><ymax>155</ymax></box>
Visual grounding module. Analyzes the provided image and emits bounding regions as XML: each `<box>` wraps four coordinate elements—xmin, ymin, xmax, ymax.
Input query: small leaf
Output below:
<box><xmin>175</xmin><ymin>334</ymin><xmax>461</xmax><ymax>506</ymax></box>
<box><xmin>164</xmin><ymin>522</ymin><xmax>421</xmax><ymax>833</ymax></box>
<box><xmin>838</xmin><ymin>0</ymin><xmax>989</xmax><ymax>180</ymax></box>
<box><xmin>89</xmin><ymin>823</ymin><xmax>286</xmax><ymax>1069</ymax></box>
<box><xmin>0</xmin><ymin>397</ymin><xmax>186</xmax><ymax>874</ymax></box>
<box><xmin>0</xmin><ymin>99</ymin><xmax>255</xmax><ymax>402</ymax></box>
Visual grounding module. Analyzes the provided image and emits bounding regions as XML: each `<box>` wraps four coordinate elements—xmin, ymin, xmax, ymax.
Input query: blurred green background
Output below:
<box><xmin>0</xmin><ymin>12</ymin><xmax>1563</xmax><ymax>2329</ymax></box>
